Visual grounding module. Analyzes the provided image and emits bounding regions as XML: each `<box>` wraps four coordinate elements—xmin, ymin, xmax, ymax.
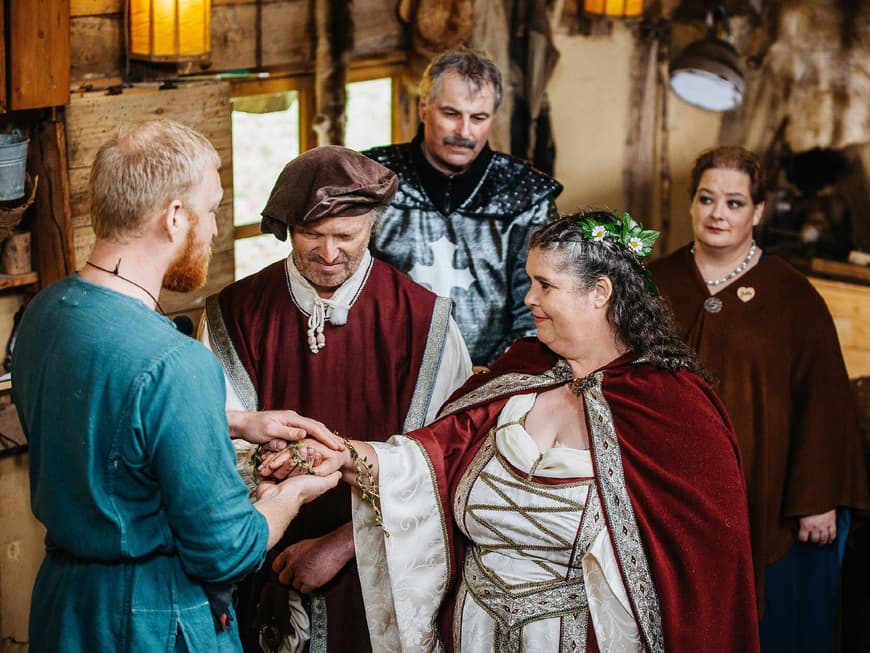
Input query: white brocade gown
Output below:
<box><xmin>354</xmin><ymin>393</ymin><xmax>643</xmax><ymax>653</ymax></box>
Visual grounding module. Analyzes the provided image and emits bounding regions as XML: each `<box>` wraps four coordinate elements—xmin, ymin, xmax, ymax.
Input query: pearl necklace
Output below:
<box><xmin>690</xmin><ymin>241</ymin><xmax>757</xmax><ymax>286</ymax></box>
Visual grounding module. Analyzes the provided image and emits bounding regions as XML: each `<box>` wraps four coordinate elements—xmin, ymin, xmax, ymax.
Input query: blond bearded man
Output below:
<box><xmin>13</xmin><ymin>119</ymin><xmax>342</xmax><ymax>653</ymax></box>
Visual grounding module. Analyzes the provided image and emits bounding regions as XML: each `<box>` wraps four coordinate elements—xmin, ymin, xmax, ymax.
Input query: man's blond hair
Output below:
<box><xmin>89</xmin><ymin>119</ymin><xmax>221</xmax><ymax>241</ymax></box>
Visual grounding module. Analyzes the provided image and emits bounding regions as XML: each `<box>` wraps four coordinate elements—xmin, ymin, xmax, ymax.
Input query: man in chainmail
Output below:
<box><xmin>365</xmin><ymin>48</ymin><xmax>563</xmax><ymax>367</ymax></box>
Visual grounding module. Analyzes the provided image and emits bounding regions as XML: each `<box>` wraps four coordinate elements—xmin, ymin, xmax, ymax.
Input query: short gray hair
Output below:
<box><xmin>420</xmin><ymin>48</ymin><xmax>503</xmax><ymax>111</ymax></box>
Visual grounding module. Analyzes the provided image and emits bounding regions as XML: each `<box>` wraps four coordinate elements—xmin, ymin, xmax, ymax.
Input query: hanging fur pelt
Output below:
<box><xmin>314</xmin><ymin>0</ymin><xmax>354</xmax><ymax>146</ymax></box>
<box><xmin>769</xmin><ymin>0</ymin><xmax>870</xmax><ymax>151</ymax></box>
<box><xmin>397</xmin><ymin>0</ymin><xmax>475</xmax><ymax>132</ymax></box>
<box><xmin>736</xmin><ymin>0</ymin><xmax>870</xmax><ymax>153</ymax></box>
<box><xmin>410</xmin><ymin>0</ymin><xmax>474</xmax><ymax>54</ymax></box>
<box><xmin>468</xmin><ymin>0</ymin><xmax>511</xmax><ymax>153</ymax></box>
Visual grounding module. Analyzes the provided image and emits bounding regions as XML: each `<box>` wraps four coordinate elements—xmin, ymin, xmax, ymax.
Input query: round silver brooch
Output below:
<box><xmin>704</xmin><ymin>296</ymin><xmax>723</xmax><ymax>313</ymax></box>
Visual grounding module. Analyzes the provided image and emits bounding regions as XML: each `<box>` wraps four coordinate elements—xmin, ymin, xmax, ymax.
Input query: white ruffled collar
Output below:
<box><xmin>285</xmin><ymin>251</ymin><xmax>373</xmax><ymax>354</ymax></box>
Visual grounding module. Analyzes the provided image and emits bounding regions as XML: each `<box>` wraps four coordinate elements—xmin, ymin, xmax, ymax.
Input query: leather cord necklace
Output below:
<box><xmin>85</xmin><ymin>259</ymin><xmax>165</xmax><ymax>314</ymax></box>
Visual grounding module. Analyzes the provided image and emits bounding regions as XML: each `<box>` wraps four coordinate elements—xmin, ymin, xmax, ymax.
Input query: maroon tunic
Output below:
<box><xmin>650</xmin><ymin>247</ymin><xmax>869</xmax><ymax>612</ymax></box>
<box><xmin>409</xmin><ymin>339</ymin><xmax>759</xmax><ymax>651</ymax></box>
<box><xmin>211</xmin><ymin>258</ymin><xmax>440</xmax><ymax>653</ymax></box>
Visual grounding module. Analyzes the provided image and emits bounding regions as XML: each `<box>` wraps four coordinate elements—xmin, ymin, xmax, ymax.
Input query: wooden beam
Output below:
<box><xmin>0</xmin><ymin>0</ymin><xmax>6</xmax><ymax>113</ymax></box>
<box><xmin>0</xmin><ymin>272</ymin><xmax>38</xmax><ymax>290</ymax></box>
<box><xmin>70</xmin><ymin>0</ymin><xmax>121</xmax><ymax>16</ymax></box>
<box><xmin>29</xmin><ymin>117</ymin><xmax>75</xmax><ymax>287</ymax></box>
<box><xmin>234</xmin><ymin>222</ymin><xmax>262</xmax><ymax>239</ymax></box>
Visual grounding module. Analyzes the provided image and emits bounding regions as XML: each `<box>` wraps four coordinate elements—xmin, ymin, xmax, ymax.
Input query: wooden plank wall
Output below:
<box><xmin>70</xmin><ymin>0</ymin><xmax>404</xmax><ymax>82</ymax></box>
<box><xmin>810</xmin><ymin>277</ymin><xmax>870</xmax><ymax>379</ymax></box>
<box><xmin>67</xmin><ymin>0</ymin><xmax>404</xmax><ymax>322</ymax></box>
<box><xmin>70</xmin><ymin>0</ymin><xmax>124</xmax><ymax>81</ymax></box>
<box><xmin>67</xmin><ymin>0</ymin><xmax>402</xmax><ymax>323</ymax></box>
<box><xmin>0</xmin><ymin>453</ymin><xmax>45</xmax><ymax>647</ymax></box>
<box><xmin>65</xmin><ymin>83</ymin><xmax>235</xmax><ymax>320</ymax></box>
<box><xmin>7</xmin><ymin>0</ymin><xmax>71</xmax><ymax>109</ymax></box>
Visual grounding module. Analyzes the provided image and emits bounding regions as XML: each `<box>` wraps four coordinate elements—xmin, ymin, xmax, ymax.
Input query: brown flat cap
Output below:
<box><xmin>260</xmin><ymin>145</ymin><xmax>398</xmax><ymax>241</ymax></box>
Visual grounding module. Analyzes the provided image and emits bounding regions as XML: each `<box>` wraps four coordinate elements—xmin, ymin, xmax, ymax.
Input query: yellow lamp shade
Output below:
<box><xmin>129</xmin><ymin>0</ymin><xmax>211</xmax><ymax>62</ymax></box>
<box><xmin>583</xmin><ymin>0</ymin><xmax>643</xmax><ymax>17</ymax></box>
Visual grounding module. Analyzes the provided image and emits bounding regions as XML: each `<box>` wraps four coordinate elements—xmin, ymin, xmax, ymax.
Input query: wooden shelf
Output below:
<box><xmin>0</xmin><ymin>272</ymin><xmax>37</xmax><ymax>290</ymax></box>
<box><xmin>810</xmin><ymin>257</ymin><xmax>870</xmax><ymax>284</ymax></box>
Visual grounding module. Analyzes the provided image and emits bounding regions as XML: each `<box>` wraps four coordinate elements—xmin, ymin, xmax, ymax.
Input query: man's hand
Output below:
<box><xmin>798</xmin><ymin>509</ymin><xmax>837</xmax><ymax>545</ymax></box>
<box><xmin>271</xmin><ymin>523</ymin><xmax>355</xmax><ymax>594</ymax></box>
<box><xmin>253</xmin><ymin>471</ymin><xmax>341</xmax><ymax>550</ymax></box>
<box><xmin>255</xmin><ymin>470</ymin><xmax>340</xmax><ymax>504</ymax></box>
<box><xmin>227</xmin><ymin>410</ymin><xmax>345</xmax><ymax>451</ymax></box>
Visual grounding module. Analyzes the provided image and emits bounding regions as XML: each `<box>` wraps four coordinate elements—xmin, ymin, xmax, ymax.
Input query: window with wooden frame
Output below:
<box><xmin>229</xmin><ymin>60</ymin><xmax>403</xmax><ymax>280</ymax></box>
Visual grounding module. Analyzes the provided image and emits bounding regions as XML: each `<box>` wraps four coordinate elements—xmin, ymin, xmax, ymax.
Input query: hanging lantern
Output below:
<box><xmin>670</xmin><ymin>35</ymin><xmax>745</xmax><ymax>111</ymax></box>
<box><xmin>129</xmin><ymin>0</ymin><xmax>212</xmax><ymax>62</ymax></box>
<box><xmin>583</xmin><ymin>0</ymin><xmax>643</xmax><ymax>18</ymax></box>
<box><xmin>669</xmin><ymin>7</ymin><xmax>746</xmax><ymax>112</ymax></box>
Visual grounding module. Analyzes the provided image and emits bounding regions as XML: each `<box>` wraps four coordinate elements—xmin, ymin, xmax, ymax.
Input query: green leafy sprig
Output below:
<box><xmin>343</xmin><ymin>437</ymin><xmax>389</xmax><ymax>537</ymax></box>
<box><xmin>286</xmin><ymin>441</ymin><xmax>318</xmax><ymax>475</ymax></box>
<box><xmin>578</xmin><ymin>210</ymin><xmax>659</xmax><ymax>257</ymax></box>
<box><xmin>253</xmin><ymin>442</ymin><xmax>319</xmax><ymax>486</ymax></box>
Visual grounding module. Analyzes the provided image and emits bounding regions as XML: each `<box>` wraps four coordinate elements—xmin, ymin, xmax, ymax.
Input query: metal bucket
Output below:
<box><xmin>0</xmin><ymin>131</ymin><xmax>30</xmax><ymax>201</ymax></box>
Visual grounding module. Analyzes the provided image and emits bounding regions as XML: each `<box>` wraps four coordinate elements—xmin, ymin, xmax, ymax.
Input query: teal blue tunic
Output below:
<box><xmin>12</xmin><ymin>275</ymin><xmax>269</xmax><ymax>652</ymax></box>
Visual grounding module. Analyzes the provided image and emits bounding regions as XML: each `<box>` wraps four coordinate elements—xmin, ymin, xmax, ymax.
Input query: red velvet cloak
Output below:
<box><xmin>407</xmin><ymin>338</ymin><xmax>759</xmax><ymax>652</ymax></box>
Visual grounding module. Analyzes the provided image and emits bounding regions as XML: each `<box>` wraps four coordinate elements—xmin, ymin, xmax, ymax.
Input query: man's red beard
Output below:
<box><xmin>163</xmin><ymin>217</ymin><xmax>212</xmax><ymax>293</ymax></box>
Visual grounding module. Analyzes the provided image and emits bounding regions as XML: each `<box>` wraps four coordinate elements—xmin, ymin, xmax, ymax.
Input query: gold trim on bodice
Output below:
<box><xmin>447</xmin><ymin>360</ymin><xmax>664</xmax><ymax>651</ymax></box>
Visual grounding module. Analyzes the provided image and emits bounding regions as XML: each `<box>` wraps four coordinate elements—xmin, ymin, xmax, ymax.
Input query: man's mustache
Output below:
<box><xmin>443</xmin><ymin>135</ymin><xmax>476</xmax><ymax>149</ymax></box>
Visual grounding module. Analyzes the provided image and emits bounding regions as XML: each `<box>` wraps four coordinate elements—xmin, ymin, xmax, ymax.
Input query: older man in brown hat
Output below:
<box><xmin>200</xmin><ymin>145</ymin><xmax>471</xmax><ymax>653</ymax></box>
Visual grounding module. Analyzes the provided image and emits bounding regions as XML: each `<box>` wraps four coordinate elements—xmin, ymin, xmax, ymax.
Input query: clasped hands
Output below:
<box><xmin>256</xmin><ymin>435</ymin><xmax>347</xmax><ymax>482</ymax></box>
<box><xmin>242</xmin><ymin>421</ymin><xmax>354</xmax><ymax>595</ymax></box>
<box><xmin>227</xmin><ymin>409</ymin><xmax>346</xmax><ymax>488</ymax></box>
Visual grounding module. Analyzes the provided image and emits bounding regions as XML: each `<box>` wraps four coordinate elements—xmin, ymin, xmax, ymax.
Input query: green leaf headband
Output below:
<box><xmin>578</xmin><ymin>210</ymin><xmax>660</xmax><ymax>257</ymax></box>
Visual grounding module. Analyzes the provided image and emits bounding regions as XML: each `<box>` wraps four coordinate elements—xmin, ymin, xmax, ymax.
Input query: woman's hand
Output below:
<box><xmin>257</xmin><ymin>437</ymin><xmax>348</xmax><ymax>481</ymax></box>
<box><xmin>798</xmin><ymin>509</ymin><xmax>837</xmax><ymax>545</ymax></box>
<box><xmin>256</xmin><ymin>442</ymin><xmax>323</xmax><ymax>480</ymax></box>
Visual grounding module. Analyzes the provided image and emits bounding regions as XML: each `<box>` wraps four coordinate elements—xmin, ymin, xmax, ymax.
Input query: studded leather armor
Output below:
<box><xmin>366</xmin><ymin>140</ymin><xmax>562</xmax><ymax>366</ymax></box>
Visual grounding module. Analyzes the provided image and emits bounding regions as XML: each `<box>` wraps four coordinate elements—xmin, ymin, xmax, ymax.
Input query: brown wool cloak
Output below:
<box><xmin>649</xmin><ymin>247</ymin><xmax>870</xmax><ymax>612</ymax></box>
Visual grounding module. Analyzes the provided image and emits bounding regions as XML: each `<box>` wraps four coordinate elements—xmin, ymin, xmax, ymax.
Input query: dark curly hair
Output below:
<box><xmin>529</xmin><ymin>210</ymin><xmax>708</xmax><ymax>379</ymax></box>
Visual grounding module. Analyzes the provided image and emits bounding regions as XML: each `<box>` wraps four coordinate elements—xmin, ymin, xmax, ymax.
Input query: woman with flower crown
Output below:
<box><xmin>649</xmin><ymin>146</ymin><xmax>869</xmax><ymax>652</ymax></box>
<box><xmin>265</xmin><ymin>209</ymin><xmax>759</xmax><ymax>652</ymax></box>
